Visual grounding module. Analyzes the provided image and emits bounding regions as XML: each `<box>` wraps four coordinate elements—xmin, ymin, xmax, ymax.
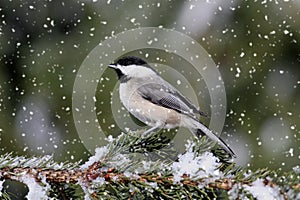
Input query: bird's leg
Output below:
<box><xmin>141</xmin><ymin>124</ymin><xmax>161</xmax><ymax>137</ymax></box>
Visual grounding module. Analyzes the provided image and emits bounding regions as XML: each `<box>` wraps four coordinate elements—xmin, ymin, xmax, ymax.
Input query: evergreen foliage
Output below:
<box><xmin>0</xmin><ymin>131</ymin><xmax>299</xmax><ymax>199</ymax></box>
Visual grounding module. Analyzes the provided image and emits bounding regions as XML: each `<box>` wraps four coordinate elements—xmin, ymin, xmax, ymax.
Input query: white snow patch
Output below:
<box><xmin>124</xmin><ymin>171</ymin><xmax>132</xmax><ymax>178</ymax></box>
<box><xmin>244</xmin><ymin>179</ymin><xmax>282</xmax><ymax>200</ymax></box>
<box><xmin>0</xmin><ymin>180</ymin><xmax>4</xmax><ymax>196</ymax></box>
<box><xmin>293</xmin><ymin>165</ymin><xmax>300</xmax><ymax>173</ymax></box>
<box><xmin>81</xmin><ymin>146</ymin><xmax>109</xmax><ymax>169</ymax></box>
<box><xmin>20</xmin><ymin>175</ymin><xmax>49</xmax><ymax>200</ymax></box>
<box><xmin>93</xmin><ymin>177</ymin><xmax>106</xmax><ymax>186</ymax></box>
<box><xmin>148</xmin><ymin>181</ymin><xmax>158</xmax><ymax>189</ymax></box>
<box><xmin>171</xmin><ymin>141</ymin><xmax>221</xmax><ymax>183</ymax></box>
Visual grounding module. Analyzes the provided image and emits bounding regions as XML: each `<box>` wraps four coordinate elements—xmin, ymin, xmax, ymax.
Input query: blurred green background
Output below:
<box><xmin>0</xmin><ymin>0</ymin><xmax>299</xmax><ymax>176</ymax></box>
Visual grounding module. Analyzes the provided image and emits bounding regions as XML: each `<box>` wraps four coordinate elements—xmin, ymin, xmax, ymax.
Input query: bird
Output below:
<box><xmin>108</xmin><ymin>56</ymin><xmax>235</xmax><ymax>157</ymax></box>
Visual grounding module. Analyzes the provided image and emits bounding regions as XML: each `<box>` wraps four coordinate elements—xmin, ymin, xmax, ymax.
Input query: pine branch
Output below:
<box><xmin>0</xmin><ymin>163</ymin><xmax>236</xmax><ymax>189</ymax></box>
<box><xmin>0</xmin><ymin>162</ymin><xmax>297</xmax><ymax>199</ymax></box>
<box><xmin>0</xmin><ymin>132</ymin><xmax>299</xmax><ymax>199</ymax></box>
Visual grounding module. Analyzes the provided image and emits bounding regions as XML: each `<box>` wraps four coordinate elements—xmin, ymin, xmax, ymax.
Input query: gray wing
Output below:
<box><xmin>137</xmin><ymin>82</ymin><xmax>207</xmax><ymax>118</ymax></box>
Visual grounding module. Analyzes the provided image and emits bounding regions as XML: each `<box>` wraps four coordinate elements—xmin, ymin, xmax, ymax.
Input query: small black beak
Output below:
<box><xmin>108</xmin><ymin>63</ymin><xmax>125</xmax><ymax>81</ymax></box>
<box><xmin>108</xmin><ymin>63</ymin><xmax>117</xmax><ymax>69</ymax></box>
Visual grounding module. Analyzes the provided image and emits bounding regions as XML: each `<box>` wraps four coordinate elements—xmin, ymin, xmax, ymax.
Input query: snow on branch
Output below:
<box><xmin>0</xmin><ymin>132</ymin><xmax>299</xmax><ymax>199</ymax></box>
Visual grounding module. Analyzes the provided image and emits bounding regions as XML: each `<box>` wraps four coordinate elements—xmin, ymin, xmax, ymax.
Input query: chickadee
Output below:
<box><xmin>108</xmin><ymin>56</ymin><xmax>235</xmax><ymax>157</ymax></box>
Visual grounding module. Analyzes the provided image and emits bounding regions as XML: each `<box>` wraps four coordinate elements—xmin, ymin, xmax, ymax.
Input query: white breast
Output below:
<box><xmin>119</xmin><ymin>82</ymin><xmax>181</xmax><ymax>128</ymax></box>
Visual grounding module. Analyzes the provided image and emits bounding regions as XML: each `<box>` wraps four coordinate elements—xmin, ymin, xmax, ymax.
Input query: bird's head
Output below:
<box><xmin>108</xmin><ymin>56</ymin><xmax>157</xmax><ymax>82</ymax></box>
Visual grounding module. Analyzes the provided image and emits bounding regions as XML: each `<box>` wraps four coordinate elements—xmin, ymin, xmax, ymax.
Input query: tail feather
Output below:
<box><xmin>191</xmin><ymin>122</ymin><xmax>236</xmax><ymax>157</ymax></box>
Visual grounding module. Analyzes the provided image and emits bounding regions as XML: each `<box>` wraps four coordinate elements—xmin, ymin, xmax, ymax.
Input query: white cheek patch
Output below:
<box><xmin>123</xmin><ymin>65</ymin><xmax>156</xmax><ymax>78</ymax></box>
<box><xmin>118</xmin><ymin>65</ymin><xmax>128</xmax><ymax>75</ymax></box>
